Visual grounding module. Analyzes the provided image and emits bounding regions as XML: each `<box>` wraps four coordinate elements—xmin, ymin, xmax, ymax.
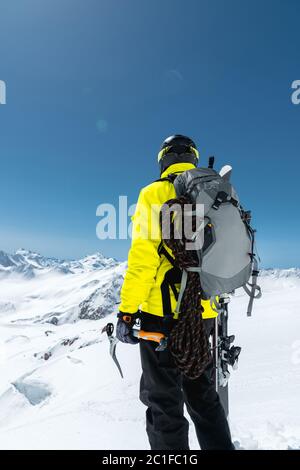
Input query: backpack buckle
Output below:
<box><xmin>212</xmin><ymin>191</ymin><xmax>228</xmax><ymax>210</ymax></box>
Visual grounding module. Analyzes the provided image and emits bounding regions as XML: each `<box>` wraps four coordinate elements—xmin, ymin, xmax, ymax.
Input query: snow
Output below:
<box><xmin>0</xmin><ymin>249</ymin><xmax>299</xmax><ymax>449</ymax></box>
<box><xmin>229</xmin><ymin>277</ymin><xmax>300</xmax><ymax>450</ymax></box>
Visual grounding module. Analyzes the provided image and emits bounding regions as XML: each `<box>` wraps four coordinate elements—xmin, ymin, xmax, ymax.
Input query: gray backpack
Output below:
<box><xmin>160</xmin><ymin>162</ymin><xmax>261</xmax><ymax>316</ymax></box>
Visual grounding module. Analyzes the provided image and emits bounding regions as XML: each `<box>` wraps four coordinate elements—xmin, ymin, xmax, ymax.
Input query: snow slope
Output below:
<box><xmin>0</xmin><ymin>251</ymin><xmax>299</xmax><ymax>450</ymax></box>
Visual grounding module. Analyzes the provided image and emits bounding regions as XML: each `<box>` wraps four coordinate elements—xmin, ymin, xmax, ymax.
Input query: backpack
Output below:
<box><xmin>159</xmin><ymin>160</ymin><xmax>261</xmax><ymax>316</ymax></box>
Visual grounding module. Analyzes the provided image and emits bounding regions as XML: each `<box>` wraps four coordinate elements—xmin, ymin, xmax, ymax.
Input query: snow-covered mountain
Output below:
<box><xmin>0</xmin><ymin>249</ymin><xmax>300</xmax><ymax>450</ymax></box>
<box><xmin>0</xmin><ymin>248</ymin><xmax>118</xmax><ymax>278</ymax></box>
<box><xmin>0</xmin><ymin>248</ymin><xmax>125</xmax><ymax>324</ymax></box>
<box><xmin>261</xmin><ymin>268</ymin><xmax>300</xmax><ymax>279</ymax></box>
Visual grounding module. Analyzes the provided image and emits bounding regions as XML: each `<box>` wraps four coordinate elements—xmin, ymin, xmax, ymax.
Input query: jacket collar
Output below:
<box><xmin>160</xmin><ymin>162</ymin><xmax>196</xmax><ymax>179</ymax></box>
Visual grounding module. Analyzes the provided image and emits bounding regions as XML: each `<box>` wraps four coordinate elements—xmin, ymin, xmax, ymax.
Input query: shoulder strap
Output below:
<box><xmin>158</xmin><ymin>242</ymin><xmax>182</xmax><ymax>319</ymax></box>
<box><xmin>154</xmin><ymin>173</ymin><xmax>178</xmax><ymax>184</ymax></box>
<box><xmin>158</xmin><ymin>242</ymin><xmax>177</xmax><ymax>268</ymax></box>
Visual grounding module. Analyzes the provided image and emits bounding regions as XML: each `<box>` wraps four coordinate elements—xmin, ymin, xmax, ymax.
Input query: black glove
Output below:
<box><xmin>116</xmin><ymin>312</ymin><xmax>139</xmax><ymax>345</ymax></box>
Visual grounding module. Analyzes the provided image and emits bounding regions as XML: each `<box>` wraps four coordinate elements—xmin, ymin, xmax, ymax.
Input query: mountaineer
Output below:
<box><xmin>116</xmin><ymin>135</ymin><xmax>234</xmax><ymax>450</ymax></box>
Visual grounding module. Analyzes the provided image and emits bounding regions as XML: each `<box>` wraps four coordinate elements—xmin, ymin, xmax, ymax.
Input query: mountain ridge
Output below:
<box><xmin>0</xmin><ymin>248</ymin><xmax>119</xmax><ymax>277</ymax></box>
<box><xmin>0</xmin><ymin>248</ymin><xmax>299</xmax><ymax>279</ymax></box>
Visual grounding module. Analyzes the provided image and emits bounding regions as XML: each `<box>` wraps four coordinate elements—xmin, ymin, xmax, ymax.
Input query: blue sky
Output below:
<box><xmin>0</xmin><ymin>0</ymin><xmax>299</xmax><ymax>267</ymax></box>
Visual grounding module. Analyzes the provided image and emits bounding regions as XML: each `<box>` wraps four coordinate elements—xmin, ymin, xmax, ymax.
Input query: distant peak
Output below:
<box><xmin>80</xmin><ymin>252</ymin><xmax>105</xmax><ymax>261</ymax></box>
<box><xmin>16</xmin><ymin>248</ymin><xmax>35</xmax><ymax>255</ymax></box>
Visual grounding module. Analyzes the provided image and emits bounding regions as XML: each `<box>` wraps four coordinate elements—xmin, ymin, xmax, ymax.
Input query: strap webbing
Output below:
<box><xmin>158</xmin><ymin>243</ymin><xmax>177</xmax><ymax>268</ymax></box>
<box><xmin>210</xmin><ymin>296</ymin><xmax>221</xmax><ymax>314</ymax></box>
<box><xmin>175</xmin><ymin>270</ymin><xmax>187</xmax><ymax>314</ymax></box>
<box><xmin>154</xmin><ymin>173</ymin><xmax>179</xmax><ymax>184</ymax></box>
<box><xmin>160</xmin><ymin>267</ymin><xmax>182</xmax><ymax>317</ymax></box>
<box><xmin>158</xmin><ymin>243</ymin><xmax>182</xmax><ymax>317</ymax></box>
<box><xmin>243</xmin><ymin>258</ymin><xmax>262</xmax><ymax>316</ymax></box>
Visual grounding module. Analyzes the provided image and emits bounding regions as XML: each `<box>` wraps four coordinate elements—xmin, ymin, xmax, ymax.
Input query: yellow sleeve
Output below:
<box><xmin>119</xmin><ymin>185</ymin><xmax>162</xmax><ymax>313</ymax></box>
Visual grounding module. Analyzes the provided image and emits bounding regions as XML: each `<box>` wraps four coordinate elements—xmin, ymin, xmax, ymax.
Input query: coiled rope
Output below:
<box><xmin>160</xmin><ymin>196</ymin><xmax>212</xmax><ymax>379</ymax></box>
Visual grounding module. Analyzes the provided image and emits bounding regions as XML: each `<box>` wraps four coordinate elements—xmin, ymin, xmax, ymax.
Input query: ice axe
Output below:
<box><xmin>102</xmin><ymin>323</ymin><xmax>124</xmax><ymax>378</ymax></box>
<box><xmin>102</xmin><ymin>322</ymin><xmax>167</xmax><ymax>378</ymax></box>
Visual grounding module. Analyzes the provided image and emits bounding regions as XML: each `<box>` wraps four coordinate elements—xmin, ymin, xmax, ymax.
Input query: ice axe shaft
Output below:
<box><xmin>122</xmin><ymin>315</ymin><xmax>167</xmax><ymax>350</ymax></box>
<box><xmin>132</xmin><ymin>329</ymin><xmax>166</xmax><ymax>348</ymax></box>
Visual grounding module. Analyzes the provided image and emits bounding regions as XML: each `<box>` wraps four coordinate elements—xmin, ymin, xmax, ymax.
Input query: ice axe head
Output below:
<box><xmin>102</xmin><ymin>322</ymin><xmax>114</xmax><ymax>336</ymax></box>
<box><xmin>102</xmin><ymin>322</ymin><xmax>124</xmax><ymax>379</ymax></box>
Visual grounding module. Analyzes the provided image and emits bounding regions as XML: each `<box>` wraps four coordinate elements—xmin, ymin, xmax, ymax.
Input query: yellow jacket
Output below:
<box><xmin>120</xmin><ymin>162</ymin><xmax>217</xmax><ymax>319</ymax></box>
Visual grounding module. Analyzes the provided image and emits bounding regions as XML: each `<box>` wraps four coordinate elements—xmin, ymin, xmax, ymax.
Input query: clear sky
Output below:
<box><xmin>0</xmin><ymin>0</ymin><xmax>299</xmax><ymax>267</ymax></box>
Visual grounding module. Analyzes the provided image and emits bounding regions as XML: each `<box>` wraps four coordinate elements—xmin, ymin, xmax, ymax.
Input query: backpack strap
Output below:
<box><xmin>212</xmin><ymin>191</ymin><xmax>239</xmax><ymax>210</ymax></box>
<box><xmin>155</xmin><ymin>173</ymin><xmax>183</xmax><ymax>317</ymax></box>
<box><xmin>158</xmin><ymin>242</ymin><xmax>182</xmax><ymax>318</ymax></box>
<box><xmin>243</xmin><ymin>257</ymin><xmax>262</xmax><ymax>316</ymax></box>
<box><xmin>158</xmin><ymin>242</ymin><xmax>177</xmax><ymax>268</ymax></box>
<box><xmin>160</xmin><ymin>267</ymin><xmax>181</xmax><ymax>318</ymax></box>
<box><xmin>154</xmin><ymin>173</ymin><xmax>178</xmax><ymax>184</ymax></box>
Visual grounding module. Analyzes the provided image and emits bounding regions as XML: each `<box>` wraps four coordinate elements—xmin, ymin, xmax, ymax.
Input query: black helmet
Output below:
<box><xmin>158</xmin><ymin>134</ymin><xmax>199</xmax><ymax>174</ymax></box>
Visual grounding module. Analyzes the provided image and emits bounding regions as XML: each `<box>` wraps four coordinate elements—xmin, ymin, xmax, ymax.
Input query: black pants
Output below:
<box><xmin>139</xmin><ymin>313</ymin><xmax>234</xmax><ymax>450</ymax></box>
